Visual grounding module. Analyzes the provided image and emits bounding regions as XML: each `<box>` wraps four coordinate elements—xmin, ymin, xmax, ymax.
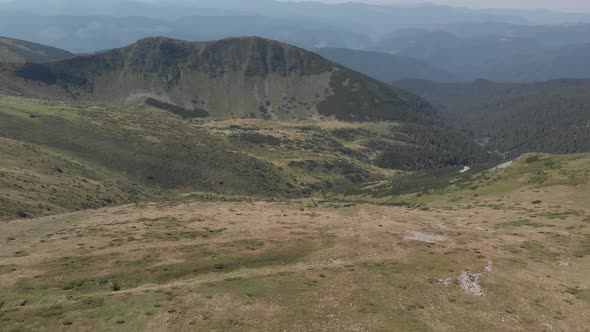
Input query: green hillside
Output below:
<box><xmin>0</xmin><ymin>36</ymin><xmax>72</xmax><ymax>62</ymax></box>
<box><xmin>0</xmin><ymin>94</ymin><xmax>495</xmax><ymax>220</ymax></box>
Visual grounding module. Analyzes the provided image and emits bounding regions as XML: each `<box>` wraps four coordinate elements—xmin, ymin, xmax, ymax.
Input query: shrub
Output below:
<box><xmin>525</xmin><ymin>155</ymin><xmax>540</xmax><ymax>163</ymax></box>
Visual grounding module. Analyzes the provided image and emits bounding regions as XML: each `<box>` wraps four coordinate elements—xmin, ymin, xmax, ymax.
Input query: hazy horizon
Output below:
<box><xmin>285</xmin><ymin>0</ymin><xmax>590</xmax><ymax>13</ymax></box>
<box><xmin>0</xmin><ymin>0</ymin><xmax>589</xmax><ymax>14</ymax></box>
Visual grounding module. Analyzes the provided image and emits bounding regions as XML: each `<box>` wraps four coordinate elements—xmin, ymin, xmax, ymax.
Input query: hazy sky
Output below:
<box><xmin>0</xmin><ymin>0</ymin><xmax>589</xmax><ymax>14</ymax></box>
<box><xmin>288</xmin><ymin>0</ymin><xmax>590</xmax><ymax>13</ymax></box>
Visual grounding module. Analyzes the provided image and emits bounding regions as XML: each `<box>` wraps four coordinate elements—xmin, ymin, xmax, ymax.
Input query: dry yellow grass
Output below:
<box><xmin>1</xmin><ymin>197</ymin><xmax>588</xmax><ymax>331</ymax></box>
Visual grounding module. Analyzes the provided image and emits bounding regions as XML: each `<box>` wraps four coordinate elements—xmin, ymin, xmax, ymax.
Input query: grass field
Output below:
<box><xmin>1</xmin><ymin>195</ymin><xmax>588</xmax><ymax>331</ymax></box>
<box><xmin>1</xmin><ymin>96</ymin><xmax>589</xmax><ymax>331</ymax></box>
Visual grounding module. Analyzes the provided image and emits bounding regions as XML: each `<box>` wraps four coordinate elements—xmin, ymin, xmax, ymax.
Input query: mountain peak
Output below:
<box><xmin>5</xmin><ymin>36</ymin><xmax>435</xmax><ymax>122</ymax></box>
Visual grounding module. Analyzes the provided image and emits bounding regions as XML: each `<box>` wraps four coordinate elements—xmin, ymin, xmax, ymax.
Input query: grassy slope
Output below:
<box><xmin>1</xmin><ymin>102</ymin><xmax>589</xmax><ymax>330</ymax></box>
<box><xmin>0</xmin><ymin>36</ymin><xmax>73</xmax><ymax>62</ymax></box>
<box><xmin>331</xmin><ymin>153</ymin><xmax>590</xmax><ymax>210</ymax></box>
<box><xmin>0</xmin><ymin>95</ymin><xmax>491</xmax><ymax>221</ymax></box>
<box><xmin>0</xmin><ymin>137</ymin><xmax>142</xmax><ymax>221</ymax></box>
<box><xmin>0</xmin><ymin>96</ymin><xmax>301</xmax><ymax>216</ymax></box>
<box><xmin>0</xmin><ymin>96</ymin><xmax>419</xmax><ymax>220</ymax></box>
<box><xmin>0</xmin><ymin>178</ymin><xmax>588</xmax><ymax>330</ymax></box>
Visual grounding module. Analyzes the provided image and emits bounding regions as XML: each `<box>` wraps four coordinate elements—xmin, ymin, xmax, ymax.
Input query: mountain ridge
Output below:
<box><xmin>2</xmin><ymin>36</ymin><xmax>437</xmax><ymax>122</ymax></box>
<box><xmin>0</xmin><ymin>35</ymin><xmax>73</xmax><ymax>62</ymax></box>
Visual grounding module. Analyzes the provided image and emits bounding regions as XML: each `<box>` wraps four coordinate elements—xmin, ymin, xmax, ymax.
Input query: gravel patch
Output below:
<box><xmin>437</xmin><ymin>278</ymin><xmax>453</xmax><ymax>286</ymax></box>
<box><xmin>438</xmin><ymin>262</ymin><xmax>493</xmax><ymax>296</ymax></box>
<box><xmin>329</xmin><ymin>258</ymin><xmax>345</xmax><ymax>265</ymax></box>
<box><xmin>404</xmin><ymin>231</ymin><xmax>447</xmax><ymax>243</ymax></box>
<box><xmin>458</xmin><ymin>262</ymin><xmax>492</xmax><ymax>296</ymax></box>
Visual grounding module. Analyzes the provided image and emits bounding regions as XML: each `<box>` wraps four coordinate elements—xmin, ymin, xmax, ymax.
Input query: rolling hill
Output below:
<box><xmin>0</xmin><ymin>35</ymin><xmax>72</xmax><ymax>62</ymax></box>
<box><xmin>0</xmin><ymin>36</ymin><xmax>435</xmax><ymax>122</ymax></box>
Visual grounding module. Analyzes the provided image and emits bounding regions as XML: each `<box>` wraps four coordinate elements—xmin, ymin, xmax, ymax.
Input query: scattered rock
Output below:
<box><xmin>329</xmin><ymin>258</ymin><xmax>344</xmax><ymax>265</ymax></box>
<box><xmin>494</xmin><ymin>160</ymin><xmax>513</xmax><ymax>170</ymax></box>
<box><xmin>458</xmin><ymin>262</ymin><xmax>492</xmax><ymax>296</ymax></box>
<box><xmin>19</xmin><ymin>299</ymin><xmax>28</xmax><ymax>306</ymax></box>
<box><xmin>404</xmin><ymin>231</ymin><xmax>447</xmax><ymax>244</ymax></box>
<box><xmin>542</xmin><ymin>321</ymin><xmax>554</xmax><ymax>332</ymax></box>
<box><xmin>438</xmin><ymin>262</ymin><xmax>492</xmax><ymax>296</ymax></box>
<box><xmin>437</xmin><ymin>278</ymin><xmax>453</xmax><ymax>286</ymax></box>
<box><xmin>338</xmin><ymin>233</ymin><xmax>368</xmax><ymax>239</ymax></box>
<box><xmin>458</xmin><ymin>271</ymin><xmax>485</xmax><ymax>296</ymax></box>
<box><xmin>110</xmin><ymin>281</ymin><xmax>121</xmax><ymax>292</ymax></box>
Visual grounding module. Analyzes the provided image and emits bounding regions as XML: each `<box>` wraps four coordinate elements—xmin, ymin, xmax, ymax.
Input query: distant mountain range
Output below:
<box><xmin>397</xmin><ymin>78</ymin><xmax>590</xmax><ymax>157</ymax></box>
<box><xmin>2</xmin><ymin>1</ymin><xmax>590</xmax><ymax>54</ymax></box>
<box><xmin>316</xmin><ymin>48</ymin><xmax>455</xmax><ymax>83</ymax></box>
<box><xmin>370</xmin><ymin>27</ymin><xmax>590</xmax><ymax>82</ymax></box>
<box><xmin>1</xmin><ymin>1</ymin><xmax>590</xmax><ymax>83</ymax></box>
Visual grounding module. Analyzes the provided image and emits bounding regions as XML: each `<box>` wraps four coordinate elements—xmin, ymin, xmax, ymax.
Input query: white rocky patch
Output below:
<box><xmin>543</xmin><ymin>321</ymin><xmax>554</xmax><ymax>332</ymax></box>
<box><xmin>404</xmin><ymin>231</ymin><xmax>447</xmax><ymax>244</ymax></box>
<box><xmin>329</xmin><ymin>258</ymin><xmax>345</xmax><ymax>265</ymax></box>
<box><xmin>494</xmin><ymin>160</ymin><xmax>513</xmax><ymax>170</ymax></box>
<box><xmin>458</xmin><ymin>261</ymin><xmax>492</xmax><ymax>296</ymax></box>
<box><xmin>437</xmin><ymin>278</ymin><xmax>453</xmax><ymax>286</ymax></box>
<box><xmin>438</xmin><ymin>262</ymin><xmax>492</xmax><ymax>296</ymax></box>
<box><xmin>458</xmin><ymin>271</ymin><xmax>485</xmax><ymax>296</ymax></box>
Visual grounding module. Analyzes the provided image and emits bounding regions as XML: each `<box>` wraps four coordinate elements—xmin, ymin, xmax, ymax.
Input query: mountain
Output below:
<box><xmin>441</xmin><ymin>22</ymin><xmax>590</xmax><ymax>47</ymax></box>
<box><xmin>0</xmin><ymin>1</ymin><xmax>528</xmax><ymax>30</ymax></box>
<box><xmin>0</xmin><ymin>13</ymin><xmax>365</xmax><ymax>54</ymax></box>
<box><xmin>0</xmin><ymin>35</ymin><xmax>72</xmax><ymax>62</ymax></box>
<box><xmin>490</xmin><ymin>43</ymin><xmax>590</xmax><ymax>82</ymax></box>
<box><xmin>370</xmin><ymin>29</ymin><xmax>461</xmax><ymax>60</ymax></box>
<box><xmin>373</xmin><ymin>28</ymin><xmax>590</xmax><ymax>82</ymax></box>
<box><xmin>316</xmin><ymin>47</ymin><xmax>455</xmax><ymax>83</ymax></box>
<box><xmin>397</xmin><ymin>78</ymin><xmax>590</xmax><ymax>157</ymax></box>
<box><xmin>1</xmin><ymin>36</ymin><xmax>436</xmax><ymax>122</ymax></box>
